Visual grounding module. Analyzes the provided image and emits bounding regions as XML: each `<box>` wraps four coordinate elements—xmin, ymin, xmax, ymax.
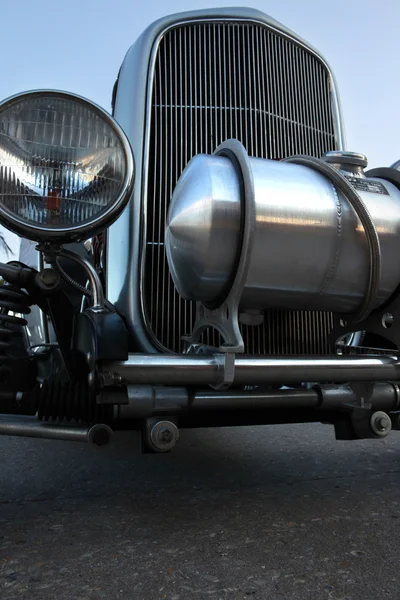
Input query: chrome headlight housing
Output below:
<box><xmin>0</xmin><ymin>90</ymin><xmax>134</xmax><ymax>242</ymax></box>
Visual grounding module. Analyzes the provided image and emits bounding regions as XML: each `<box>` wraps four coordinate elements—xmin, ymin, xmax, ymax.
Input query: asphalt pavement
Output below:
<box><xmin>1</xmin><ymin>422</ymin><xmax>399</xmax><ymax>600</ymax></box>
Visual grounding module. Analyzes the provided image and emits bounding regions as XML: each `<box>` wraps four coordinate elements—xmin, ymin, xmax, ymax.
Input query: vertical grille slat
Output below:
<box><xmin>145</xmin><ymin>20</ymin><xmax>337</xmax><ymax>354</ymax></box>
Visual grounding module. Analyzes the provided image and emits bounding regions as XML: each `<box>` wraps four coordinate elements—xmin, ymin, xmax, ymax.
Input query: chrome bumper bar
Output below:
<box><xmin>102</xmin><ymin>354</ymin><xmax>400</xmax><ymax>387</ymax></box>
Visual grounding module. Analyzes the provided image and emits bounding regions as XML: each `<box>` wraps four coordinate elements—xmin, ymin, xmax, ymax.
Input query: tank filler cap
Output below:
<box><xmin>322</xmin><ymin>151</ymin><xmax>368</xmax><ymax>174</ymax></box>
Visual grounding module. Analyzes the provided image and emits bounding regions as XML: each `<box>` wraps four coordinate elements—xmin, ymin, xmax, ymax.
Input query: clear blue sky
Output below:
<box><xmin>1</xmin><ymin>0</ymin><xmax>399</xmax><ymax>170</ymax></box>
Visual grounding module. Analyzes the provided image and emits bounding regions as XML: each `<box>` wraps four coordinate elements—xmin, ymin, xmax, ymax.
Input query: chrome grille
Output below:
<box><xmin>144</xmin><ymin>20</ymin><xmax>337</xmax><ymax>354</ymax></box>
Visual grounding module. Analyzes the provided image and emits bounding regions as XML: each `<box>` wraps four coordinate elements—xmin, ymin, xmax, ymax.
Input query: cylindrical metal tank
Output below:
<box><xmin>166</xmin><ymin>149</ymin><xmax>400</xmax><ymax>314</ymax></box>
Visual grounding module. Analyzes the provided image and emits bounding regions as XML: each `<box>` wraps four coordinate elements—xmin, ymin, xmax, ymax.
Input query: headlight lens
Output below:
<box><xmin>0</xmin><ymin>90</ymin><xmax>134</xmax><ymax>242</ymax></box>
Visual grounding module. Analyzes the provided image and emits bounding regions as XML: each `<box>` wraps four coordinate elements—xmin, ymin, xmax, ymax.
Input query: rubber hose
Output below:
<box><xmin>284</xmin><ymin>155</ymin><xmax>381</xmax><ymax>323</ymax></box>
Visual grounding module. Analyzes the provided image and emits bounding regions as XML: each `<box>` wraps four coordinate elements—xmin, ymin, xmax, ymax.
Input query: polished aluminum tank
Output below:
<box><xmin>166</xmin><ymin>151</ymin><xmax>400</xmax><ymax>313</ymax></box>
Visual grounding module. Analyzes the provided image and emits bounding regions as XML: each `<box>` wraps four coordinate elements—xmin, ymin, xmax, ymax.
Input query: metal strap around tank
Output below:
<box><xmin>144</xmin><ymin>20</ymin><xmax>337</xmax><ymax>354</ymax></box>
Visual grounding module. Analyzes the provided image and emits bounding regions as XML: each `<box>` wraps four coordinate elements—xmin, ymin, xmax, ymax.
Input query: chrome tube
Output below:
<box><xmin>102</xmin><ymin>354</ymin><xmax>400</xmax><ymax>386</ymax></box>
<box><xmin>58</xmin><ymin>248</ymin><xmax>105</xmax><ymax>310</ymax></box>
<box><xmin>234</xmin><ymin>356</ymin><xmax>400</xmax><ymax>385</ymax></box>
<box><xmin>0</xmin><ymin>415</ymin><xmax>112</xmax><ymax>445</ymax></box>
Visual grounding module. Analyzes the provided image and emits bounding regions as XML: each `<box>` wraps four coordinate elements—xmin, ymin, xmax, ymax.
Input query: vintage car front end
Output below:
<box><xmin>1</xmin><ymin>8</ymin><xmax>400</xmax><ymax>451</ymax></box>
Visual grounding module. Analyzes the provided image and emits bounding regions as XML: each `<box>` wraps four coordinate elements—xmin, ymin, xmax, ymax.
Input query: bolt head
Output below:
<box><xmin>377</xmin><ymin>416</ymin><xmax>390</xmax><ymax>431</ymax></box>
<box><xmin>159</xmin><ymin>428</ymin><xmax>173</xmax><ymax>443</ymax></box>
<box><xmin>370</xmin><ymin>411</ymin><xmax>392</xmax><ymax>437</ymax></box>
<box><xmin>149</xmin><ymin>420</ymin><xmax>179</xmax><ymax>452</ymax></box>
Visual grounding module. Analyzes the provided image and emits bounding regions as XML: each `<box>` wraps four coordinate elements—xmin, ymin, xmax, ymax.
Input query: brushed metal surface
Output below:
<box><xmin>166</xmin><ymin>154</ymin><xmax>242</xmax><ymax>302</ymax></box>
<box><xmin>166</xmin><ymin>154</ymin><xmax>400</xmax><ymax>313</ymax></box>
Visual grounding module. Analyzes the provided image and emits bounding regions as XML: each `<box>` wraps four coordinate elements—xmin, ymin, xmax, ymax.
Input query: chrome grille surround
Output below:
<box><xmin>139</xmin><ymin>17</ymin><xmax>342</xmax><ymax>354</ymax></box>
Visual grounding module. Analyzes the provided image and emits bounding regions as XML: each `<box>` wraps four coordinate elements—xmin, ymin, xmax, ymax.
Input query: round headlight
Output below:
<box><xmin>0</xmin><ymin>90</ymin><xmax>134</xmax><ymax>242</ymax></box>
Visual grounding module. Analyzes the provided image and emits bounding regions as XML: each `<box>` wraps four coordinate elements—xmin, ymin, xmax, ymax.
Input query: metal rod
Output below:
<box><xmin>38</xmin><ymin>251</ymin><xmax>51</xmax><ymax>344</ymax></box>
<box><xmin>58</xmin><ymin>248</ymin><xmax>105</xmax><ymax>310</ymax></box>
<box><xmin>113</xmin><ymin>382</ymin><xmax>399</xmax><ymax>419</ymax></box>
<box><xmin>0</xmin><ymin>415</ymin><xmax>112</xmax><ymax>445</ymax></box>
<box><xmin>191</xmin><ymin>388</ymin><xmax>320</xmax><ymax>411</ymax></box>
<box><xmin>102</xmin><ymin>354</ymin><xmax>400</xmax><ymax>386</ymax></box>
<box><xmin>116</xmin><ymin>386</ymin><xmax>319</xmax><ymax>418</ymax></box>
